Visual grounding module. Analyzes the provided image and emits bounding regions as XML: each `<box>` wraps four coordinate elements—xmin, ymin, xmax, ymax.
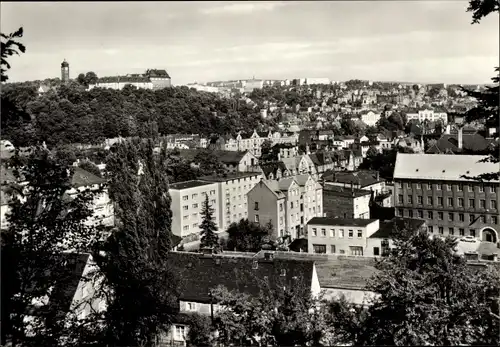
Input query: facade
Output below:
<box><xmin>360</xmin><ymin>111</ymin><xmax>381</xmax><ymax>127</ymax></box>
<box><xmin>247</xmin><ymin>175</ymin><xmax>323</xmax><ymax>240</ymax></box>
<box><xmin>307</xmin><ymin>217</ymin><xmax>380</xmax><ymax>256</ymax></box>
<box><xmin>244</xmin><ymin>79</ymin><xmax>264</xmax><ymax>93</ymax></box>
<box><xmin>393</xmin><ymin>153</ymin><xmax>499</xmax><ymax>243</ymax></box>
<box><xmin>61</xmin><ymin>59</ymin><xmax>70</xmax><ymax>83</ymax></box>
<box><xmin>200</xmin><ymin>172</ymin><xmax>262</xmax><ymax>231</ymax></box>
<box><xmin>213</xmin><ymin>150</ymin><xmax>260</xmax><ymax>172</ymax></box>
<box><xmin>170</xmin><ymin>180</ymin><xmax>220</xmax><ymax>238</ymax></box>
<box><xmin>187</xmin><ymin>83</ymin><xmax>220</xmax><ymax>93</ymax></box>
<box><xmin>220</xmin><ymin>130</ymin><xmax>299</xmax><ymax>157</ymax></box>
<box><xmin>322</xmin><ymin>170</ymin><xmax>387</xmax><ymax>197</ymax></box>
<box><xmin>406</xmin><ymin>109</ymin><xmax>448</xmax><ymax>125</ymax></box>
<box><xmin>323</xmin><ymin>184</ymin><xmax>372</xmax><ymax>219</ymax></box>
<box><xmin>145</xmin><ymin>69</ymin><xmax>171</xmax><ymax>89</ymax></box>
<box><xmin>88</xmin><ymin>76</ymin><xmax>153</xmax><ymax>90</ymax></box>
<box><xmin>305</xmin><ymin>77</ymin><xmax>330</xmax><ymax>85</ymax></box>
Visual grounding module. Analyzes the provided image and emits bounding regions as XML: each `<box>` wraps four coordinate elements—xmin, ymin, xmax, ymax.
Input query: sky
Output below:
<box><xmin>2</xmin><ymin>1</ymin><xmax>499</xmax><ymax>85</ymax></box>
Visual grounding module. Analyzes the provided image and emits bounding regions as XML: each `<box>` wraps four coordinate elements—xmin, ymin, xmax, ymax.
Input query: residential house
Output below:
<box><xmin>307</xmin><ymin>217</ymin><xmax>380</xmax><ymax>256</ymax></box>
<box><xmin>323</xmin><ymin>184</ymin><xmax>371</xmax><ymax>219</ymax></box>
<box><xmin>394</xmin><ymin>136</ymin><xmax>425</xmax><ymax>153</ymax></box>
<box><xmin>170</xmin><ymin>180</ymin><xmax>220</xmax><ymax>238</ymax></box>
<box><xmin>199</xmin><ymin>172</ymin><xmax>262</xmax><ymax>231</ymax></box>
<box><xmin>360</xmin><ymin>110</ymin><xmax>381</xmax><ymax>127</ymax></box>
<box><xmin>163</xmin><ymin>251</ymin><xmax>320</xmax><ymax>346</ymax></box>
<box><xmin>145</xmin><ymin>69</ymin><xmax>172</xmax><ymax>89</ymax></box>
<box><xmin>212</xmin><ymin>150</ymin><xmax>260</xmax><ymax>173</ymax></box>
<box><xmin>332</xmin><ymin>136</ymin><xmax>356</xmax><ymax>149</ymax></box>
<box><xmin>365</xmin><ymin>218</ymin><xmax>427</xmax><ymax>257</ymax></box>
<box><xmin>260</xmin><ymin>161</ymin><xmax>290</xmax><ymax>180</ymax></box>
<box><xmin>393</xmin><ymin>153</ymin><xmax>499</xmax><ymax>244</ymax></box>
<box><xmin>247</xmin><ymin>175</ymin><xmax>323</xmax><ymax>240</ymax></box>
<box><xmin>308</xmin><ymin>151</ymin><xmax>335</xmax><ymax>175</ymax></box>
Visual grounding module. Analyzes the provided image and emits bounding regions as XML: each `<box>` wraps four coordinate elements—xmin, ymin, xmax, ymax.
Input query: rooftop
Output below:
<box><xmin>323</xmin><ymin>184</ymin><xmax>372</xmax><ymax>198</ymax></box>
<box><xmin>71</xmin><ymin>167</ymin><xmax>106</xmax><ymax>188</ymax></box>
<box><xmin>394</xmin><ymin>153</ymin><xmax>499</xmax><ymax>183</ymax></box>
<box><xmin>323</xmin><ymin>170</ymin><xmax>384</xmax><ymax>187</ymax></box>
<box><xmin>170</xmin><ymin>180</ymin><xmax>215</xmax><ymax>190</ymax></box>
<box><xmin>308</xmin><ymin>217</ymin><xmax>379</xmax><ymax>227</ymax></box>
<box><xmin>199</xmin><ymin>172</ymin><xmax>262</xmax><ymax>182</ymax></box>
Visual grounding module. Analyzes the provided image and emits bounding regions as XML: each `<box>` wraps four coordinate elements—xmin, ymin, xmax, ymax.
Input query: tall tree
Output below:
<box><xmin>467</xmin><ymin>0</ymin><xmax>500</xmax><ymax>24</ymax></box>
<box><xmin>94</xmin><ymin>139</ymin><xmax>179</xmax><ymax>346</ymax></box>
<box><xmin>355</xmin><ymin>226</ymin><xmax>500</xmax><ymax>346</ymax></box>
<box><xmin>199</xmin><ymin>195</ymin><xmax>219</xmax><ymax>249</ymax></box>
<box><xmin>226</xmin><ymin>219</ymin><xmax>273</xmax><ymax>252</ymax></box>
<box><xmin>1</xmin><ymin>27</ymin><xmax>26</xmax><ymax>82</ymax></box>
<box><xmin>1</xmin><ymin>146</ymin><xmax>103</xmax><ymax>346</ymax></box>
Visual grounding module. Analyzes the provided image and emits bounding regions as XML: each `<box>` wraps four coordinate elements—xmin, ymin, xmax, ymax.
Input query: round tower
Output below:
<box><xmin>61</xmin><ymin>59</ymin><xmax>70</xmax><ymax>83</ymax></box>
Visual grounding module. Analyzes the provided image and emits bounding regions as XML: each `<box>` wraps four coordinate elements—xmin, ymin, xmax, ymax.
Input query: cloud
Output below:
<box><xmin>200</xmin><ymin>2</ymin><xmax>287</xmax><ymax>15</ymax></box>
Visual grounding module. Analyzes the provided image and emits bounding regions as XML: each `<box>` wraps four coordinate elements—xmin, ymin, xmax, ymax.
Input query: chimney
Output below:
<box><xmin>458</xmin><ymin>127</ymin><xmax>463</xmax><ymax>149</ymax></box>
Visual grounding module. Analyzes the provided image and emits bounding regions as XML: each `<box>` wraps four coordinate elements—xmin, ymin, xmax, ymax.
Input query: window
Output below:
<box><xmin>437</xmin><ymin>197</ymin><xmax>443</xmax><ymax>206</ymax></box>
<box><xmin>468</xmin><ymin>185</ymin><xmax>473</xmax><ymax>192</ymax></box>
<box><xmin>398</xmin><ymin>194</ymin><xmax>404</xmax><ymax>204</ymax></box>
<box><xmin>458</xmin><ymin>198</ymin><xmax>464</xmax><ymax>207</ymax></box>
<box><xmin>187</xmin><ymin>302</ymin><xmax>197</xmax><ymax>312</ymax></box>
<box><xmin>469</xmin><ymin>214</ymin><xmax>475</xmax><ymax>223</ymax></box>
<box><xmin>492</xmin><ymin>200</ymin><xmax>498</xmax><ymax>210</ymax></box>
<box><xmin>448</xmin><ymin>227</ymin><xmax>454</xmax><ymax>235</ymax></box>
<box><xmin>255</xmin><ymin>215</ymin><xmax>259</xmax><ymax>223</ymax></box>
<box><xmin>357</xmin><ymin>230</ymin><xmax>363</xmax><ymax>238</ymax></box>
<box><xmin>313</xmin><ymin>244</ymin><xmax>326</xmax><ymax>254</ymax></box>
<box><xmin>183</xmin><ymin>225</ymin><xmax>189</xmax><ymax>231</ymax></box>
<box><xmin>291</xmin><ymin>202</ymin><xmax>294</xmax><ymax>209</ymax></box>
<box><xmin>458</xmin><ymin>184</ymin><xmax>463</xmax><ymax>192</ymax></box>
<box><xmin>397</xmin><ymin>182</ymin><xmax>403</xmax><ymax>188</ymax></box>
<box><xmin>470</xmin><ymin>229</ymin><xmax>476</xmax><ymax>237</ymax></box>
<box><xmin>211</xmin><ymin>199</ymin><xmax>216</xmax><ymax>204</ymax></box>
<box><xmin>373</xmin><ymin>247</ymin><xmax>380</xmax><ymax>256</ymax></box>
<box><xmin>408</xmin><ymin>195</ymin><xmax>413</xmax><ymax>204</ymax></box>
<box><xmin>448</xmin><ymin>213</ymin><xmax>454</xmax><ymax>221</ymax></box>
<box><xmin>183</xmin><ymin>205</ymin><xmax>188</xmax><ymax>211</ymax></box>
<box><xmin>183</xmin><ymin>215</ymin><xmax>189</xmax><ymax>220</ymax></box>
<box><xmin>446</xmin><ymin>184</ymin><xmax>452</xmax><ymax>191</ymax></box>
<box><xmin>439</xmin><ymin>227</ymin><xmax>444</xmax><ymax>234</ymax></box>
<box><xmin>279</xmin><ymin>203</ymin><xmax>283</xmax><ymax>212</ymax></box>
<box><xmin>428</xmin><ymin>226</ymin><xmax>434</xmax><ymax>233</ymax></box>
<box><xmin>330</xmin><ymin>229</ymin><xmax>335</xmax><ymax>237</ymax></box>
<box><xmin>492</xmin><ymin>216</ymin><xmax>498</xmax><ymax>224</ymax></box>
<box><xmin>398</xmin><ymin>208</ymin><xmax>403</xmax><ymax>217</ymax></box>
<box><xmin>348</xmin><ymin>230</ymin><xmax>354</xmax><ymax>238</ymax></box>
<box><xmin>416</xmin><ymin>183</ymin><xmax>421</xmax><ymax>190</ymax></box>
<box><xmin>469</xmin><ymin>199</ymin><xmax>475</xmax><ymax>208</ymax></box>
<box><xmin>408</xmin><ymin>210</ymin><xmax>413</xmax><ymax>218</ymax></box>
<box><xmin>459</xmin><ymin>228</ymin><xmax>465</xmax><ymax>236</ymax></box>
<box><xmin>279</xmin><ymin>216</ymin><xmax>284</xmax><ymax>225</ymax></box>
<box><xmin>437</xmin><ymin>183</ymin><xmax>442</xmax><ymax>191</ymax></box>
<box><xmin>426</xmin><ymin>183</ymin><xmax>431</xmax><ymax>190</ymax></box>
<box><xmin>350</xmin><ymin>246</ymin><xmax>363</xmax><ymax>256</ymax></box>
<box><xmin>427</xmin><ymin>196</ymin><xmax>433</xmax><ymax>205</ymax></box>
<box><xmin>312</xmin><ymin>228</ymin><xmax>317</xmax><ymax>237</ymax></box>
<box><xmin>182</xmin><ymin>195</ymin><xmax>188</xmax><ymax>201</ymax></box>
<box><xmin>479</xmin><ymin>199</ymin><xmax>486</xmax><ymax>209</ymax></box>
<box><xmin>331</xmin><ymin>245</ymin><xmax>336</xmax><ymax>253</ymax></box>
<box><xmin>438</xmin><ymin>212</ymin><xmax>443</xmax><ymax>220</ymax></box>
<box><xmin>418</xmin><ymin>210</ymin><xmax>423</xmax><ymax>218</ymax></box>
<box><xmin>192</xmin><ymin>203</ymin><xmax>198</xmax><ymax>208</ymax></box>
<box><xmin>174</xmin><ymin>325</ymin><xmax>186</xmax><ymax>341</ymax></box>
<box><xmin>480</xmin><ymin>215</ymin><xmax>486</xmax><ymax>223</ymax></box>
<box><xmin>479</xmin><ymin>185</ymin><xmax>484</xmax><ymax>193</ymax></box>
<box><xmin>321</xmin><ymin>228</ymin><xmax>326</xmax><ymax>237</ymax></box>
<box><xmin>447</xmin><ymin>197</ymin><xmax>453</xmax><ymax>207</ymax></box>
<box><xmin>428</xmin><ymin>211</ymin><xmax>433</xmax><ymax>219</ymax></box>
<box><xmin>339</xmin><ymin>229</ymin><xmax>344</xmax><ymax>238</ymax></box>
<box><xmin>417</xmin><ymin>196</ymin><xmax>423</xmax><ymax>204</ymax></box>
<box><xmin>339</xmin><ymin>249</ymin><xmax>345</xmax><ymax>254</ymax></box>
<box><xmin>254</xmin><ymin>202</ymin><xmax>259</xmax><ymax>210</ymax></box>
<box><xmin>490</xmin><ymin>186</ymin><xmax>495</xmax><ymax>193</ymax></box>
<box><xmin>459</xmin><ymin>213</ymin><xmax>464</xmax><ymax>222</ymax></box>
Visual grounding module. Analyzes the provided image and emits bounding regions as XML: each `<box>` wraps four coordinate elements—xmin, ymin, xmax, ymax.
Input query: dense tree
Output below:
<box><xmin>355</xmin><ymin>226</ymin><xmax>500</xmax><ymax>346</ymax></box>
<box><xmin>1</xmin><ymin>27</ymin><xmax>26</xmax><ymax>81</ymax></box>
<box><xmin>77</xmin><ymin>160</ymin><xmax>102</xmax><ymax>178</ymax></box>
<box><xmin>199</xmin><ymin>195</ymin><xmax>219</xmax><ymax>249</ymax></box>
<box><xmin>1</xmin><ymin>146</ymin><xmax>103</xmax><ymax>346</ymax></box>
<box><xmin>226</xmin><ymin>219</ymin><xmax>273</xmax><ymax>252</ymax></box>
<box><xmin>467</xmin><ymin>0</ymin><xmax>499</xmax><ymax>23</ymax></box>
<box><xmin>259</xmin><ymin>139</ymin><xmax>275</xmax><ymax>162</ymax></box>
<box><xmin>94</xmin><ymin>139</ymin><xmax>179</xmax><ymax>346</ymax></box>
<box><xmin>359</xmin><ymin>147</ymin><xmax>414</xmax><ymax>181</ymax></box>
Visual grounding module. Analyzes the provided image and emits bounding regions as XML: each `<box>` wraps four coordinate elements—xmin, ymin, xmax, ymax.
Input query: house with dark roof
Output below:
<box><xmin>211</xmin><ymin>150</ymin><xmax>260</xmax><ymax>173</ymax></box>
<box><xmin>308</xmin><ymin>151</ymin><xmax>335</xmax><ymax>175</ymax></box>
<box><xmin>323</xmin><ymin>170</ymin><xmax>387</xmax><ymax>197</ymax></box>
<box><xmin>163</xmin><ymin>250</ymin><xmax>320</xmax><ymax>345</ymax></box>
<box><xmin>145</xmin><ymin>68</ymin><xmax>172</xmax><ymax>89</ymax></box>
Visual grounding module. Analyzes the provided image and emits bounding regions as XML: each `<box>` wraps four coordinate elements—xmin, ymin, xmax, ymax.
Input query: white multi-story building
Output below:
<box><xmin>244</xmin><ymin>79</ymin><xmax>264</xmax><ymax>93</ymax></box>
<box><xmin>360</xmin><ymin>111</ymin><xmax>381</xmax><ymax>127</ymax></box>
<box><xmin>88</xmin><ymin>76</ymin><xmax>153</xmax><ymax>91</ymax></box>
<box><xmin>405</xmin><ymin>109</ymin><xmax>448</xmax><ymax>124</ymax></box>
<box><xmin>305</xmin><ymin>77</ymin><xmax>330</xmax><ymax>85</ymax></box>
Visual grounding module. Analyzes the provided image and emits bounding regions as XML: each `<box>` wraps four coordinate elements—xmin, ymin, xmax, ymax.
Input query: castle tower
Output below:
<box><xmin>61</xmin><ymin>59</ymin><xmax>70</xmax><ymax>83</ymax></box>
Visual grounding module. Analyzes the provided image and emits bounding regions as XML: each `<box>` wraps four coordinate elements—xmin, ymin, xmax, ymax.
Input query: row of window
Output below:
<box><xmin>182</xmin><ymin>190</ymin><xmax>216</xmax><ymax>201</ymax></box>
<box><xmin>427</xmin><ymin>225</ymin><xmax>476</xmax><ymax>237</ymax></box>
<box><xmin>397</xmin><ymin>208</ymin><xmax>499</xmax><ymax>224</ymax></box>
<box><xmin>182</xmin><ymin>200</ymin><xmax>216</xmax><ymax>210</ymax></box>
<box><xmin>224</xmin><ymin>176</ymin><xmax>260</xmax><ymax>185</ymax></box>
<box><xmin>312</xmin><ymin>244</ymin><xmax>364</xmax><ymax>256</ymax></box>
<box><xmin>398</xmin><ymin>195</ymin><xmax>497</xmax><ymax>210</ymax></box>
<box><xmin>397</xmin><ymin>181</ymin><xmax>497</xmax><ymax>193</ymax></box>
<box><xmin>311</xmin><ymin>227</ymin><xmax>363</xmax><ymax>239</ymax></box>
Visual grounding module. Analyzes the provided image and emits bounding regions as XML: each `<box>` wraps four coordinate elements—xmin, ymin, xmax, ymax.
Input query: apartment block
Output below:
<box><xmin>307</xmin><ymin>217</ymin><xmax>379</xmax><ymax>256</ymax></box>
<box><xmin>323</xmin><ymin>185</ymin><xmax>371</xmax><ymax>219</ymax></box>
<box><xmin>199</xmin><ymin>172</ymin><xmax>262</xmax><ymax>231</ymax></box>
<box><xmin>170</xmin><ymin>180</ymin><xmax>220</xmax><ymax>238</ymax></box>
<box><xmin>393</xmin><ymin>153</ymin><xmax>499</xmax><ymax>243</ymax></box>
<box><xmin>247</xmin><ymin>174</ymin><xmax>323</xmax><ymax>240</ymax></box>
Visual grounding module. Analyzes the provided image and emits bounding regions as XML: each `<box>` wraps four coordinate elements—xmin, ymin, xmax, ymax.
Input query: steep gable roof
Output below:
<box><xmin>212</xmin><ymin>150</ymin><xmax>249</xmax><ymax>165</ymax></box>
<box><xmin>168</xmin><ymin>251</ymin><xmax>315</xmax><ymax>303</ymax></box>
<box><xmin>71</xmin><ymin>167</ymin><xmax>106</xmax><ymax>188</ymax></box>
<box><xmin>323</xmin><ymin>170</ymin><xmax>384</xmax><ymax>187</ymax></box>
<box><xmin>427</xmin><ymin>133</ymin><xmax>493</xmax><ymax>154</ymax></box>
<box><xmin>146</xmin><ymin>69</ymin><xmax>171</xmax><ymax>78</ymax></box>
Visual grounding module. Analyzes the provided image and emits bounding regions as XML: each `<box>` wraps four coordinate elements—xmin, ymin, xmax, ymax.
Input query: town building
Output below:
<box><xmin>322</xmin><ymin>170</ymin><xmax>387</xmax><ymax>197</ymax></box>
<box><xmin>88</xmin><ymin>76</ymin><xmax>153</xmax><ymax>90</ymax></box>
<box><xmin>61</xmin><ymin>59</ymin><xmax>70</xmax><ymax>83</ymax></box>
<box><xmin>393</xmin><ymin>153</ymin><xmax>499</xmax><ymax>244</ymax></box>
<box><xmin>199</xmin><ymin>172</ymin><xmax>262</xmax><ymax>231</ymax></box>
<box><xmin>359</xmin><ymin>110</ymin><xmax>381</xmax><ymax>127</ymax></box>
<box><xmin>145</xmin><ymin>69</ymin><xmax>171</xmax><ymax>89</ymax></box>
<box><xmin>169</xmin><ymin>180</ymin><xmax>220</xmax><ymax>238</ymax></box>
<box><xmin>405</xmin><ymin>108</ymin><xmax>448</xmax><ymax>125</ymax></box>
<box><xmin>163</xmin><ymin>251</ymin><xmax>320</xmax><ymax>346</ymax></box>
<box><xmin>212</xmin><ymin>150</ymin><xmax>260</xmax><ymax>173</ymax></box>
<box><xmin>247</xmin><ymin>175</ymin><xmax>323</xmax><ymax>240</ymax></box>
<box><xmin>307</xmin><ymin>217</ymin><xmax>380</xmax><ymax>256</ymax></box>
<box><xmin>244</xmin><ymin>79</ymin><xmax>264</xmax><ymax>93</ymax></box>
<box><xmin>427</xmin><ymin>127</ymin><xmax>495</xmax><ymax>154</ymax></box>
<box><xmin>323</xmin><ymin>184</ymin><xmax>372</xmax><ymax>219</ymax></box>
<box><xmin>305</xmin><ymin>77</ymin><xmax>330</xmax><ymax>85</ymax></box>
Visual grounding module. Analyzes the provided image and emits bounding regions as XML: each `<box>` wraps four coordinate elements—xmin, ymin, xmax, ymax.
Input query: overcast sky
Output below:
<box><xmin>2</xmin><ymin>1</ymin><xmax>498</xmax><ymax>85</ymax></box>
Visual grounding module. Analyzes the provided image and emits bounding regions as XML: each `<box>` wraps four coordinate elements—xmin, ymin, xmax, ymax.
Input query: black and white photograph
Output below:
<box><xmin>1</xmin><ymin>1</ymin><xmax>499</xmax><ymax>346</ymax></box>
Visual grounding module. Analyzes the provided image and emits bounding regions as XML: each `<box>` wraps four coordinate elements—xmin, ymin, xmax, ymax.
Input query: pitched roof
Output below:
<box><xmin>323</xmin><ymin>170</ymin><xmax>384</xmax><ymax>187</ymax></box>
<box><xmin>168</xmin><ymin>251</ymin><xmax>315</xmax><ymax>303</ymax></box>
<box><xmin>260</xmin><ymin>161</ymin><xmax>287</xmax><ymax>178</ymax></box>
<box><xmin>170</xmin><ymin>180</ymin><xmax>215</xmax><ymax>190</ymax></box>
<box><xmin>71</xmin><ymin>167</ymin><xmax>106</xmax><ymax>188</ymax></box>
<box><xmin>212</xmin><ymin>150</ymin><xmax>249</xmax><ymax>165</ymax></box>
<box><xmin>307</xmin><ymin>217</ymin><xmax>378</xmax><ymax>227</ymax></box>
<box><xmin>323</xmin><ymin>184</ymin><xmax>372</xmax><ymax>198</ymax></box>
<box><xmin>146</xmin><ymin>69</ymin><xmax>171</xmax><ymax>78</ymax></box>
<box><xmin>427</xmin><ymin>133</ymin><xmax>493</xmax><ymax>154</ymax></box>
<box><xmin>369</xmin><ymin>217</ymin><xmax>426</xmax><ymax>239</ymax></box>
<box><xmin>199</xmin><ymin>172</ymin><xmax>262</xmax><ymax>182</ymax></box>
<box><xmin>394</xmin><ymin>153</ymin><xmax>499</xmax><ymax>182</ymax></box>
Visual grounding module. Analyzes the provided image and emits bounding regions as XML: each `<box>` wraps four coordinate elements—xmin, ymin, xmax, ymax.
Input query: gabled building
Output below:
<box><xmin>427</xmin><ymin>127</ymin><xmax>495</xmax><ymax>154</ymax></box>
<box><xmin>308</xmin><ymin>151</ymin><xmax>335</xmax><ymax>175</ymax></box>
<box><xmin>145</xmin><ymin>69</ymin><xmax>171</xmax><ymax>89</ymax></box>
<box><xmin>247</xmin><ymin>175</ymin><xmax>323</xmax><ymax>240</ymax></box>
<box><xmin>212</xmin><ymin>150</ymin><xmax>260</xmax><ymax>173</ymax></box>
<box><xmin>323</xmin><ymin>184</ymin><xmax>371</xmax><ymax>219</ymax></box>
